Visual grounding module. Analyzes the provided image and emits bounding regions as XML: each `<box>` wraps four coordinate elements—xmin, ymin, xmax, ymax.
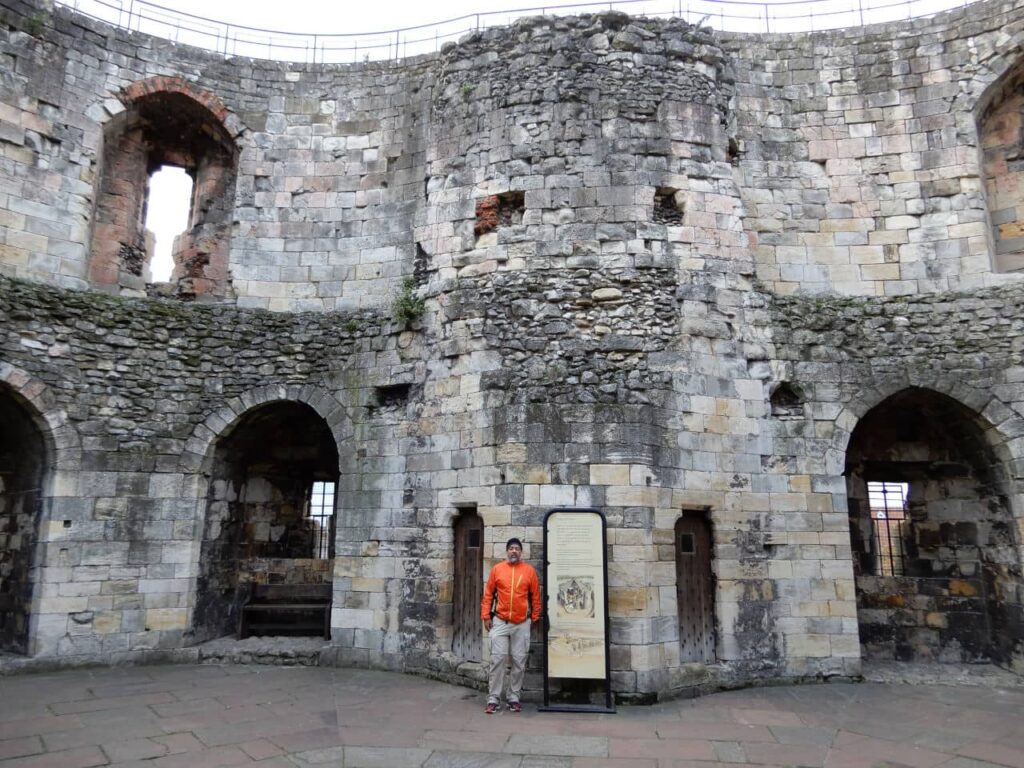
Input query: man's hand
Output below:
<box><xmin>483</xmin><ymin>618</ymin><xmax>492</xmax><ymax>632</ymax></box>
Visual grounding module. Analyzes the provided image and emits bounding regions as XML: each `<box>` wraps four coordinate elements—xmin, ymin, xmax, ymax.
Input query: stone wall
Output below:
<box><xmin>724</xmin><ymin>1</ymin><xmax>1024</xmax><ymax>295</ymax></box>
<box><xmin>770</xmin><ymin>285</ymin><xmax>1024</xmax><ymax>668</ymax></box>
<box><xmin>0</xmin><ymin>276</ymin><xmax>395</xmax><ymax>657</ymax></box>
<box><xmin>0</xmin><ymin>0</ymin><xmax>1023</xmax><ymax>697</ymax></box>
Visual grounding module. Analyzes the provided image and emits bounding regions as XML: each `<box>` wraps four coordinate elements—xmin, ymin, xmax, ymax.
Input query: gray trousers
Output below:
<box><xmin>487</xmin><ymin>617</ymin><xmax>531</xmax><ymax>704</ymax></box>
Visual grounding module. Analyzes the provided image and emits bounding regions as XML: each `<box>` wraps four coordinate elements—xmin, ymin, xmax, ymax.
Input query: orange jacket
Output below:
<box><xmin>481</xmin><ymin>560</ymin><xmax>541</xmax><ymax>624</ymax></box>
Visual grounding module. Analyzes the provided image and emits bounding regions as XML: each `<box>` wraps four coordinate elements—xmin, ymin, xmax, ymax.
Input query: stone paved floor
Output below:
<box><xmin>1</xmin><ymin>664</ymin><xmax>1023</xmax><ymax>767</ymax></box>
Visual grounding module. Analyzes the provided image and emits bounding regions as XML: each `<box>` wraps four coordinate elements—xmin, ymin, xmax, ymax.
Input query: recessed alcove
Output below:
<box><xmin>978</xmin><ymin>62</ymin><xmax>1024</xmax><ymax>272</ymax></box>
<box><xmin>89</xmin><ymin>82</ymin><xmax>238</xmax><ymax>297</ymax></box>
<box><xmin>0</xmin><ymin>386</ymin><xmax>45</xmax><ymax>654</ymax></box>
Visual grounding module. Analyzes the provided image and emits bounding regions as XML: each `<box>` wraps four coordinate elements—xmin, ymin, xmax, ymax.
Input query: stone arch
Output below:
<box><xmin>88</xmin><ymin>76</ymin><xmax>242</xmax><ymax>298</ymax></box>
<box><xmin>0</xmin><ymin>364</ymin><xmax>78</xmax><ymax>655</ymax></box>
<box><xmin>182</xmin><ymin>385</ymin><xmax>352</xmax><ymax>643</ymax></box>
<box><xmin>180</xmin><ymin>384</ymin><xmax>352</xmax><ymax>478</ymax></box>
<box><xmin>838</xmin><ymin>383</ymin><xmax>1024</xmax><ymax>669</ymax></box>
<box><xmin>970</xmin><ymin>42</ymin><xmax>1024</xmax><ymax>120</ymax></box>
<box><xmin>827</xmin><ymin>377</ymin><xmax>1024</xmax><ymax>486</ymax></box>
<box><xmin>0</xmin><ymin>362</ymin><xmax>81</xmax><ymax>470</ymax></box>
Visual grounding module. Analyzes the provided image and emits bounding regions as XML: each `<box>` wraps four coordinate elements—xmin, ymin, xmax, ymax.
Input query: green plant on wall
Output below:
<box><xmin>26</xmin><ymin>12</ymin><xmax>48</xmax><ymax>36</ymax></box>
<box><xmin>392</xmin><ymin>278</ymin><xmax>426</xmax><ymax>327</ymax></box>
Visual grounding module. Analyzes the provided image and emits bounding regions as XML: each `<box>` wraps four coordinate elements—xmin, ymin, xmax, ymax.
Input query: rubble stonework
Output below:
<box><xmin>1</xmin><ymin>0</ymin><xmax>1023</xmax><ymax>698</ymax></box>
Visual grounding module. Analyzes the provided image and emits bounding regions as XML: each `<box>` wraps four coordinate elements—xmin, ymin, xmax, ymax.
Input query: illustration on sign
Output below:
<box><xmin>556</xmin><ymin>576</ymin><xmax>595</xmax><ymax>619</ymax></box>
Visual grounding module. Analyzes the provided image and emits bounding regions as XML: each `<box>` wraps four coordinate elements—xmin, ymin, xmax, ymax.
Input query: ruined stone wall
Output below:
<box><xmin>0</xmin><ymin>0</ymin><xmax>432</xmax><ymax>309</ymax></box>
<box><xmin>724</xmin><ymin>0</ymin><xmax>1024</xmax><ymax>295</ymax></box>
<box><xmin>770</xmin><ymin>285</ymin><xmax>1024</xmax><ymax>668</ymax></box>
<box><xmin>0</xmin><ymin>275</ymin><xmax>405</xmax><ymax>656</ymax></box>
<box><xmin>845</xmin><ymin>391</ymin><xmax>1018</xmax><ymax>663</ymax></box>
<box><xmin>1</xmin><ymin>0</ymin><xmax>1024</xmax><ymax>697</ymax></box>
<box><xmin>4</xmin><ymin>1</ymin><xmax>1022</xmax><ymax>306</ymax></box>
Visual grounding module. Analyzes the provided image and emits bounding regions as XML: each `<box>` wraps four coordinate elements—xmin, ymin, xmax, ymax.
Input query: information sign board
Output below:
<box><xmin>540</xmin><ymin>507</ymin><xmax>614</xmax><ymax>713</ymax></box>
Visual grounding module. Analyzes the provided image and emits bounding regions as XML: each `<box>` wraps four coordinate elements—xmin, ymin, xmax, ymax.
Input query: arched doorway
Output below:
<box><xmin>0</xmin><ymin>385</ymin><xmax>46</xmax><ymax>654</ymax></box>
<box><xmin>845</xmin><ymin>388</ymin><xmax>1023</xmax><ymax>666</ymax></box>
<box><xmin>193</xmin><ymin>401</ymin><xmax>339</xmax><ymax>642</ymax></box>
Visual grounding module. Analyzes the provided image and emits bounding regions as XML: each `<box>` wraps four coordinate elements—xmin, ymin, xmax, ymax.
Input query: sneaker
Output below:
<box><xmin>484</xmin><ymin>702</ymin><xmax>498</xmax><ymax>714</ymax></box>
<box><xmin>508</xmin><ymin>701</ymin><xmax>522</xmax><ymax>713</ymax></box>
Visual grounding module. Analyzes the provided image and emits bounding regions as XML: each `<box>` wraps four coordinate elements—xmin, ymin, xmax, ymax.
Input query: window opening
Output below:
<box><xmin>474</xmin><ymin>191</ymin><xmax>525</xmax><ymax>240</ymax></box>
<box><xmin>978</xmin><ymin>73</ymin><xmax>1024</xmax><ymax>272</ymax></box>
<box><xmin>144</xmin><ymin>165</ymin><xmax>193</xmax><ymax>282</ymax></box>
<box><xmin>867</xmin><ymin>481</ymin><xmax>908</xmax><ymax>576</ymax></box>
<box><xmin>375</xmin><ymin>383</ymin><xmax>412</xmax><ymax>407</ymax></box>
<box><xmin>678</xmin><ymin>532</ymin><xmax>695</xmax><ymax>554</ymax></box>
<box><xmin>770</xmin><ymin>381</ymin><xmax>805</xmax><ymax>418</ymax></box>
<box><xmin>307</xmin><ymin>481</ymin><xmax>335</xmax><ymax>560</ymax></box>
<box><xmin>653</xmin><ymin>187</ymin><xmax>684</xmax><ymax>225</ymax></box>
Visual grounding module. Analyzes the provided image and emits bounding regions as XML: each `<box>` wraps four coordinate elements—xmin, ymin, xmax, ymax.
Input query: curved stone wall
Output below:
<box><xmin>1</xmin><ymin>0</ymin><xmax>1023</xmax><ymax>697</ymax></box>
<box><xmin>724</xmin><ymin>3</ymin><xmax>1024</xmax><ymax>295</ymax></box>
<box><xmin>3</xmin><ymin>0</ymin><xmax>1020</xmax><ymax>307</ymax></box>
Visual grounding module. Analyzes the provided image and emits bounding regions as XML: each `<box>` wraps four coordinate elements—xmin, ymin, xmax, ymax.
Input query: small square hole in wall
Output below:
<box><xmin>475</xmin><ymin>191</ymin><xmax>525</xmax><ymax>238</ymax></box>
<box><xmin>496</xmin><ymin>191</ymin><xmax>525</xmax><ymax>226</ymax></box>
<box><xmin>653</xmin><ymin>187</ymin><xmax>684</xmax><ymax>225</ymax></box>
<box><xmin>375</xmin><ymin>383</ymin><xmax>412</xmax><ymax>407</ymax></box>
<box><xmin>770</xmin><ymin>382</ymin><xmax>805</xmax><ymax>419</ymax></box>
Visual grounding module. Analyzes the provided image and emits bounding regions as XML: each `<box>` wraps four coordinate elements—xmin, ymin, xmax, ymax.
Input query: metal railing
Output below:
<box><xmin>56</xmin><ymin>0</ymin><xmax>973</xmax><ymax>63</ymax></box>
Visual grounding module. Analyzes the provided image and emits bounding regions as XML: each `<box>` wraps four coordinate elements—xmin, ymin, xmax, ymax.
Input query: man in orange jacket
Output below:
<box><xmin>481</xmin><ymin>536</ymin><xmax>541</xmax><ymax>713</ymax></box>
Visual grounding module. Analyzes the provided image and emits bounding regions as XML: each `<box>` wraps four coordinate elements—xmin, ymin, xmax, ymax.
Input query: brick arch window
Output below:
<box><xmin>978</xmin><ymin>63</ymin><xmax>1024</xmax><ymax>273</ymax></box>
<box><xmin>89</xmin><ymin>78</ymin><xmax>238</xmax><ymax>298</ymax></box>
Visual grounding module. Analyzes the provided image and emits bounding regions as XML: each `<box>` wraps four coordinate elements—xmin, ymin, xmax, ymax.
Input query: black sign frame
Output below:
<box><xmin>538</xmin><ymin>507</ymin><xmax>615</xmax><ymax>713</ymax></box>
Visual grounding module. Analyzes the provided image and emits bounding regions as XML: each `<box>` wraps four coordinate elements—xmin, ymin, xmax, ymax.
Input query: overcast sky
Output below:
<box><xmin>149</xmin><ymin>0</ymin><xmax>539</xmax><ymax>32</ymax></box>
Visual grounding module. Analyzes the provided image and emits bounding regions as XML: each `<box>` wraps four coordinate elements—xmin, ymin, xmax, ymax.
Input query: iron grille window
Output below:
<box><xmin>867</xmin><ymin>481</ymin><xmax>908</xmax><ymax>576</ymax></box>
<box><xmin>307</xmin><ymin>481</ymin><xmax>335</xmax><ymax>559</ymax></box>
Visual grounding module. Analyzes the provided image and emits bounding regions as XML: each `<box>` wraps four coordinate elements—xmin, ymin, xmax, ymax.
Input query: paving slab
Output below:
<box><xmin>0</xmin><ymin>664</ymin><xmax>1023</xmax><ymax>767</ymax></box>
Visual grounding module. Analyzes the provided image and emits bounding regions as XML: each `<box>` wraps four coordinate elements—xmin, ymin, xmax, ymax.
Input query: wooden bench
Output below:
<box><xmin>238</xmin><ymin>584</ymin><xmax>331</xmax><ymax>639</ymax></box>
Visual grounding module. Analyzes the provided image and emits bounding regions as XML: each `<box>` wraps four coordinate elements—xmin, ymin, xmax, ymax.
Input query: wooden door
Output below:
<box><xmin>676</xmin><ymin>513</ymin><xmax>716</xmax><ymax>663</ymax></box>
<box><xmin>453</xmin><ymin>510</ymin><xmax>483</xmax><ymax>661</ymax></box>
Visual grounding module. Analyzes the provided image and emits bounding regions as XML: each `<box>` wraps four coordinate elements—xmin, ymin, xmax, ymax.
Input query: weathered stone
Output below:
<box><xmin>0</xmin><ymin>0</ymin><xmax>1022</xmax><ymax>700</ymax></box>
